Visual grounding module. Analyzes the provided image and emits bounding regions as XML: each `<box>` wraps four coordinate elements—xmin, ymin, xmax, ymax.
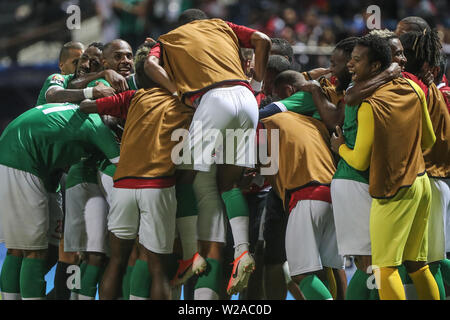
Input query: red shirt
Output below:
<box><xmin>402</xmin><ymin>71</ymin><xmax>428</xmax><ymax>97</ymax></box>
<box><xmin>148</xmin><ymin>21</ymin><xmax>257</xmax><ymax>104</ymax></box>
<box><xmin>288</xmin><ymin>185</ymin><xmax>332</xmax><ymax>213</ymax></box>
<box><xmin>437</xmin><ymin>82</ymin><xmax>450</xmax><ymax>113</ymax></box>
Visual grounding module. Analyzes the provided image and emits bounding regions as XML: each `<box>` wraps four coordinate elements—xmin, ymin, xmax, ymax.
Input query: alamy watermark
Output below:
<box><xmin>66</xmin><ymin>4</ymin><xmax>81</xmax><ymax>30</ymax></box>
<box><xmin>366</xmin><ymin>5</ymin><xmax>381</xmax><ymax>30</ymax></box>
<box><xmin>170</xmin><ymin>121</ymin><xmax>280</xmax><ymax>175</ymax></box>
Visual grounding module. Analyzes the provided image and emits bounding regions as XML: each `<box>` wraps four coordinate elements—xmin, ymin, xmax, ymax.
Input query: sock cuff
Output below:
<box><xmin>195</xmin><ymin>258</ymin><xmax>222</xmax><ymax>293</ymax></box>
<box><xmin>221</xmin><ymin>188</ymin><xmax>249</xmax><ymax>219</ymax></box>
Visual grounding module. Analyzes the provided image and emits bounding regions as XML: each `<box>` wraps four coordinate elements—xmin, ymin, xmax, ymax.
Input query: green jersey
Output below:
<box><xmin>126</xmin><ymin>74</ymin><xmax>138</xmax><ymax>90</ymax></box>
<box><xmin>36</xmin><ymin>73</ymin><xmax>75</xmax><ymax>106</ymax></box>
<box><xmin>333</xmin><ymin>104</ymin><xmax>370</xmax><ymax>184</ymax></box>
<box><xmin>66</xmin><ymin>157</ymin><xmax>100</xmax><ymax>189</ymax></box>
<box><xmin>87</xmin><ymin>78</ymin><xmax>111</xmax><ymax>88</ymax></box>
<box><xmin>274</xmin><ymin>91</ymin><xmax>321</xmax><ymax>120</ymax></box>
<box><xmin>0</xmin><ymin>103</ymin><xmax>120</xmax><ymax>192</ymax></box>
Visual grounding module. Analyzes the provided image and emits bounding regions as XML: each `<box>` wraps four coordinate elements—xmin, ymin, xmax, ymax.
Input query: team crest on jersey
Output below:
<box><xmin>50</xmin><ymin>74</ymin><xmax>65</xmax><ymax>86</ymax></box>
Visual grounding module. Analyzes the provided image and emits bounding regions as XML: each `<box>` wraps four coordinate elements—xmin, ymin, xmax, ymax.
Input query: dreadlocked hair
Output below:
<box><xmin>400</xmin><ymin>28</ymin><xmax>442</xmax><ymax>74</ymax></box>
<box><xmin>334</xmin><ymin>37</ymin><xmax>359</xmax><ymax>59</ymax></box>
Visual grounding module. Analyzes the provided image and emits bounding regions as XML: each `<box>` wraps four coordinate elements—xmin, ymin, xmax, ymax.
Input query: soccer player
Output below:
<box><xmin>400</xmin><ymin>29</ymin><xmax>450</xmax><ymax>299</ymax></box>
<box><xmin>331</xmin><ymin>34</ymin><xmax>438</xmax><ymax>300</ymax></box>
<box><xmin>0</xmin><ymin>103</ymin><xmax>120</xmax><ymax>300</ymax></box>
<box><xmin>36</xmin><ymin>42</ymin><xmax>116</xmax><ymax>106</ymax></box>
<box><xmin>79</xmin><ymin>55</ymin><xmax>198</xmax><ymax>300</ymax></box>
<box><xmin>144</xmin><ymin>9</ymin><xmax>271</xmax><ymax>298</ymax></box>
<box><xmin>259</xmin><ymin>109</ymin><xmax>344</xmax><ymax>300</ymax></box>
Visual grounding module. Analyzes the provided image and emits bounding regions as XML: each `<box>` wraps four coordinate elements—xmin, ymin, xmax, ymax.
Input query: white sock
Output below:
<box><xmin>229</xmin><ymin>216</ymin><xmax>250</xmax><ymax>258</ymax></box>
<box><xmin>194</xmin><ymin>287</ymin><xmax>219</xmax><ymax>300</ymax></box>
<box><xmin>176</xmin><ymin>216</ymin><xmax>198</xmax><ymax>260</ymax></box>
<box><xmin>70</xmin><ymin>291</ymin><xmax>79</xmax><ymax>300</ymax></box>
<box><xmin>1</xmin><ymin>292</ymin><xmax>21</xmax><ymax>300</ymax></box>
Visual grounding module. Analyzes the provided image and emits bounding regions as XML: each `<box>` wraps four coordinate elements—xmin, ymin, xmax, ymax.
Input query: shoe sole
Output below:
<box><xmin>227</xmin><ymin>262</ymin><xmax>255</xmax><ymax>295</ymax></box>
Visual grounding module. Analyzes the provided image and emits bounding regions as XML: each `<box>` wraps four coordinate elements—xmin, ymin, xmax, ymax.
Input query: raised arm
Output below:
<box><xmin>80</xmin><ymin>90</ymin><xmax>136</xmax><ymax>119</ymax></box>
<box><xmin>46</xmin><ymin>82</ymin><xmax>115</xmax><ymax>103</ymax></box>
<box><xmin>68</xmin><ymin>69</ymin><xmax>128</xmax><ymax>92</ymax></box>
<box><xmin>144</xmin><ymin>43</ymin><xmax>177</xmax><ymax>94</ymax></box>
<box><xmin>250</xmin><ymin>31</ymin><xmax>272</xmax><ymax>83</ymax></box>
<box><xmin>299</xmin><ymin>80</ymin><xmax>345</xmax><ymax>131</ymax></box>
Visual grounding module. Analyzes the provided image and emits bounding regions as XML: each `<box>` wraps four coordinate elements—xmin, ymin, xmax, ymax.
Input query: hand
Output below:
<box><xmin>145</xmin><ymin>37</ymin><xmax>156</xmax><ymax>44</ymax></box>
<box><xmin>299</xmin><ymin>80</ymin><xmax>321</xmax><ymax>93</ymax></box>
<box><xmin>308</xmin><ymin>68</ymin><xmax>331</xmax><ymax>80</ymax></box>
<box><xmin>420</xmin><ymin>70</ymin><xmax>434</xmax><ymax>87</ymax></box>
<box><xmin>387</xmin><ymin>62</ymin><xmax>401</xmax><ymax>80</ymax></box>
<box><xmin>330</xmin><ymin>126</ymin><xmax>345</xmax><ymax>154</ymax></box>
<box><xmin>104</xmin><ymin>69</ymin><xmax>128</xmax><ymax>93</ymax></box>
<box><xmin>93</xmin><ymin>82</ymin><xmax>116</xmax><ymax>98</ymax></box>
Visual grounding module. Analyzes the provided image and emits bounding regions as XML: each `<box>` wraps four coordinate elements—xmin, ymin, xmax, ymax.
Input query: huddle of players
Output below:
<box><xmin>0</xmin><ymin>9</ymin><xmax>449</xmax><ymax>300</ymax></box>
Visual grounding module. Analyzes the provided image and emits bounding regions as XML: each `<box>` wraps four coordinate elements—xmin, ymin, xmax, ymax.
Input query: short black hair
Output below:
<box><xmin>267</xmin><ymin>54</ymin><xmax>291</xmax><ymax>75</ymax></box>
<box><xmin>59</xmin><ymin>41</ymin><xmax>84</xmax><ymax>63</ymax></box>
<box><xmin>334</xmin><ymin>37</ymin><xmax>359</xmax><ymax>59</ymax></box>
<box><xmin>103</xmin><ymin>39</ymin><xmax>132</xmax><ymax>58</ymax></box>
<box><xmin>400</xmin><ymin>29</ymin><xmax>442</xmax><ymax>74</ymax></box>
<box><xmin>274</xmin><ymin>70</ymin><xmax>305</xmax><ymax>89</ymax></box>
<box><xmin>88</xmin><ymin>42</ymin><xmax>104</xmax><ymax>51</ymax></box>
<box><xmin>177</xmin><ymin>9</ymin><xmax>208</xmax><ymax>26</ymax></box>
<box><xmin>356</xmin><ymin>34</ymin><xmax>392</xmax><ymax>72</ymax></box>
<box><xmin>270</xmin><ymin>38</ymin><xmax>294</xmax><ymax>63</ymax></box>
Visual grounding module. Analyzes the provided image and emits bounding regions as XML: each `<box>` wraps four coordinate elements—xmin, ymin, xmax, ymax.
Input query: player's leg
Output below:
<box><xmin>286</xmin><ymin>200</ymin><xmax>334</xmax><ymax>300</ymax></box>
<box><xmin>137</xmin><ymin>186</ymin><xmax>177</xmax><ymax>300</ymax></box>
<box><xmin>262</xmin><ymin>189</ymin><xmax>288</xmax><ymax>300</ymax></box>
<box><xmin>192</xmin><ymin>168</ymin><xmax>227</xmax><ymax>300</ymax></box>
<box><xmin>99</xmin><ymin>187</ymin><xmax>140</xmax><ymax>299</ymax></box>
<box><xmin>129</xmin><ymin>243</ymin><xmax>152</xmax><ymax>300</ymax></box>
<box><xmin>78</xmin><ymin>184</ymin><xmax>109</xmax><ymax>300</ymax></box>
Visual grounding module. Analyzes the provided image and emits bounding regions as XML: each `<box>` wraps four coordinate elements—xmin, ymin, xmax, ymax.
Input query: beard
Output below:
<box><xmin>336</xmin><ymin>71</ymin><xmax>352</xmax><ymax>92</ymax></box>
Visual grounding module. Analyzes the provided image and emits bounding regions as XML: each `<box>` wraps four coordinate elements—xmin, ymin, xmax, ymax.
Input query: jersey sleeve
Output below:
<box><xmin>338</xmin><ymin>102</ymin><xmax>374</xmax><ymax>171</ymax></box>
<box><xmin>148</xmin><ymin>43</ymin><xmax>161</xmax><ymax>58</ymax></box>
<box><xmin>96</xmin><ymin>90</ymin><xmax>136</xmax><ymax>119</ymax></box>
<box><xmin>276</xmin><ymin>91</ymin><xmax>317</xmax><ymax>116</ymax></box>
<box><xmin>87</xmin><ymin>78</ymin><xmax>111</xmax><ymax>88</ymax></box>
<box><xmin>226</xmin><ymin>21</ymin><xmax>257</xmax><ymax>48</ymax></box>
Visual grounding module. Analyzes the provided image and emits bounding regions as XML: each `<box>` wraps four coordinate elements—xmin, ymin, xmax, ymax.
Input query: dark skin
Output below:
<box><xmin>68</xmin><ymin>43</ymin><xmax>130</xmax><ymax>92</ymax></box>
<box><xmin>46</xmin><ymin>46</ymin><xmax>116</xmax><ymax>103</ymax></box>
<box><xmin>103</xmin><ymin>40</ymin><xmax>135</xmax><ymax>78</ymax></box>
<box><xmin>332</xmin><ymin>44</ymin><xmax>428</xmax><ymax>274</ymax></box>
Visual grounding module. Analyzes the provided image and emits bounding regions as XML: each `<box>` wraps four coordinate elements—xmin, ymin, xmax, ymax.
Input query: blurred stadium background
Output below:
<box><xmin>0</xmin><ymin>0</ymin><xmax>449</xmax><ymax>133</ymax></box>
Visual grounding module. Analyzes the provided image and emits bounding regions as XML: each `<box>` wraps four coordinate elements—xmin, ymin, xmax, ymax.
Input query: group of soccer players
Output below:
<box><xmin>0</xmin><ymin>9</ymin><xmax>449</xmax><ymax>300</ymax></box>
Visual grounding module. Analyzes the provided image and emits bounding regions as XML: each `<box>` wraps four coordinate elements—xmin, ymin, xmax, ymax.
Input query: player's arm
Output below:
<box><xmin>68</xmin><ymin>69</ymin><xmax>128</xmax><ymax>92</ymax></box>
<box><xmin>299</xmin><ymin>80</ymin><xmax>345</xmax><ymax>130</ymax></box>
<box><xmin>80</xmin><ymin>90</ymin><xmax>136</xmax><ymax>119</ymax></box>
<box><xmin>304</xmin><ymin>68</ymin><xmax>331</xmax><ymax>80</ymax></box>
<box><xmin>331</xmin><ymin>102</ymin><xmax>374</xmax><ymax>171</ymax></box>
<box><xmin>345</xmin><ymin>63</ymin><xmax>401</xmax><ymax>106</ymax></box>
<box><xmin>46</xmin><ymin>82</ymin><xmax>115</xmax><ymax>103</ymax></box>
<box><xmin>144</xmin><ymin>43</ymin><xmax>177</xmax><ymax>94</ymax></box>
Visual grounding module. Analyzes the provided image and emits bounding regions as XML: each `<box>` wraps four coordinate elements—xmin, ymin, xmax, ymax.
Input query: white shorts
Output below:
<box><xmin>179</xmin><ymin>85</ymin><xmax>258</xmax><ymax>172</ymax></box>
<box><xmin>64</xmin><ymin>183</ymin><xmax>109</xmax><ymax>253</ymax></box>
<box><xmin>427</xmin><ymin>178</ymin><xmax>449</xmax><ymax>261</ymax></box>
<box><xmin>108</xmin><ymin>186</ymin><xmax>177</xmax><ymax>254</ymax></box>
<box><xmin>193</xmin><ymin>165</ymin><xmax>227</xmax><ymax>243</ymax></box>
<box><xmin>285</xmin><ymin>200</ymin><xmax>344</xmax><ymax>277</ymax></box>
<box><xmin>97</xmin><ymin>170</ymin><xmax>114</xmax><ymax>207</ymax></box>
<box><xmin>0</xmin><ymin>165</ymin><xmax>60</xmax><ymax>250</ymax></box>
<box><xmin>331</xmin><ymin>179</ymin><xmax>372</xmax><ymax>256</ymax></box>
